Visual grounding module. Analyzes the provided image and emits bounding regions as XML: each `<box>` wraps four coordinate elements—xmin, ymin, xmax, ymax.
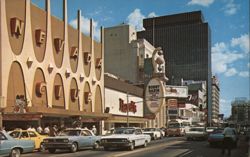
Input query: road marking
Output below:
<box><xmin>178</xmin><ymin>150</ymin><xmax>193</xmax><ymax>157</ymax></box>
<box><xmin>112</xmin><ymin>140</ymin><xmax>185</xmax><ymax>157</ymax></box>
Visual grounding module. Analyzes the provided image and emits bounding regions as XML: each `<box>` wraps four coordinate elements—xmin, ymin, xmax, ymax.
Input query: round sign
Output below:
<box><xmin>145</xmin><ymin>78</ymin><xmax>165</xmax><ymax>113</ymax></box>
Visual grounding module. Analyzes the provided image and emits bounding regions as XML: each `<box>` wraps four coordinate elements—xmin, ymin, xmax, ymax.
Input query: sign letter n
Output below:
<box><xmin>10</xmin><ymin>17</ymin><xmax>24</xmax><ymax>37</ymax></box>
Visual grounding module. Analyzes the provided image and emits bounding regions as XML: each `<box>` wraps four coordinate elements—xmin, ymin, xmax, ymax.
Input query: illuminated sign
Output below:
<box><xmin>119</xmin><ymin>98</ymin><xmax>137</xmax><ymax>113</ymax></box>
<box><xmin>165</xmin><ymin>86</ymin><xmax>188</xmax><ymax>98</ymax></box>
<box><xmin>145</xmin><ymin>78</ymin><xmax>165</xmax><ymax>113</ymax></box>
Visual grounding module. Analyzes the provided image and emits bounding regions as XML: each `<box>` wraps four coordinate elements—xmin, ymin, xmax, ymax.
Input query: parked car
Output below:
<box><xmin>185</xmin><ymin>127</ymin><xmax>207</xmax><ymax>141</ymax></box>
<box><xmin>43</xmin><ymin>128</ymin><xmax>101</xmax><ymax>153</ymax></box>
<box><xmin>9</xmin><ymin>129</ymin><xmax>47</xmax><ymax>151</ymax></box>
<box><xmin>100</xmin><ymin>127</ymin><xmax>151</xmax><ymax>151</ymax></box>
<box><xmin>143</xmin><ymin>128</ymin><xmax>162</xmax><ymax>140</ymax></box>
<box><xmin>0</xmin><ymin>131</ymin><xmax>34</xmax><ymax>157</ymax></box>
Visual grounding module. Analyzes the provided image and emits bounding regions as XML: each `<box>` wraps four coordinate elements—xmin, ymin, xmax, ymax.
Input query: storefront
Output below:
<box><xmin>104</xmin><ymin>74</ymin><xmax>146</xmax><ymax>133</ymax></box>
<box><xmin>0</xmin><ymin>0</ymin><xmax>108</xmax><ymax>133</ymax></box>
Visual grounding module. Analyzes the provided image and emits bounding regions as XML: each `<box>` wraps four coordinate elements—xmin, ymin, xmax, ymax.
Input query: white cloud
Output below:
<box><xmin>223</xmin><ymin>0</ymin><xmax>240</xmax><ymax>15</ymax></box>
<box><xmin>220</xmin><ymin>99</ymin><xmax>231</xmax><ymax>117</ymax></box>
<box><xmin>212</xmin><ymin>42</ymin><xmax>244</xmax><ymax>74</ymax></box>
<box><xmin>148</xmin><ymin>12</ymin><xmax>157</xmax><ymax>18</ymax></box>
<box><xmin>248</xmin><ymin>63</ymin><xmax>250</xmax><ymax>68</ymax></box>
<box><xmin>239</xmin><ymin>71</ymin><xmax>249</xmax><ymax>77</ymax></box>
<box><xmin>126</xmin><ymin>9</ymin><xmax>145</xmax><ymax>31</ymax></box>
<box><xmin>187</xmin><ymin>0</ymin><xmax>214</xmax><ymax>7</ymax></box>
<box><xmin>224</xmin><ymin>68</ymin><xmax>237</xmax><ymax>76</ymax></box>
<box><xmin>231</xmin><ymin>34</ymin><xmax>249</xmax><ymax>54</ymax></box>
<box><xmin>69</xmin><ymin>15</ymin><xmax>100</xmax><ymax>41</ymax></box>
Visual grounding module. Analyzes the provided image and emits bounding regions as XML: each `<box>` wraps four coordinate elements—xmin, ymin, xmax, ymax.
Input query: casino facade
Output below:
<box><xmin>0</xmin><ymin>0</ymin><xmax>109</xmax><ymax>133</ymax></box>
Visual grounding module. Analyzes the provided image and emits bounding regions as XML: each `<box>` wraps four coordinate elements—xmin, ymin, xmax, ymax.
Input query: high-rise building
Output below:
<box><xmin>137</xmin><ymin>11</ymin><xmax>212</xmax><ymax>125</ymax></box>
<box><xmin>104</xmin><ymin>24</ymin><xmax>154</xmax><ymax>84</ymax></box>
<box><xmin>211</xmin><ymin>76</ymin><xmax>220</xmax><ymax>125</ymax></box>
<box><xmin>231</xmin><ymin>97</ymin><xmax>250</xmax><ymax>126</ymax></box>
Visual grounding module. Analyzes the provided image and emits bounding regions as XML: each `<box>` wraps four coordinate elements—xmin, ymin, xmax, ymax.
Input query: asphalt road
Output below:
<box><xmin>18</xmin><ymin>136</ymin><xmax>248</xmax><ymax>157</ymax></box>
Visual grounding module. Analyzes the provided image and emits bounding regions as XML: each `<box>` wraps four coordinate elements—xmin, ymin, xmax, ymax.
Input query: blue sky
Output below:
<box><xmin>32</xmin><ymin>0</ymin><xmax>249</xmax><ymax>117</ymax></box>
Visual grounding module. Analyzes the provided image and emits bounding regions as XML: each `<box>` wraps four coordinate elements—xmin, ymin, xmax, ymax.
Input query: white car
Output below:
<box><xmin>143</xmin><ymin>128</ymin><xmax>162</xmax><ymax>140</ymax></box>
<box><xmin>100</xmin><ymin>127</ymin><xmax>151</xmax><ymax>151</ymax></box>
<box><xmin>185</xmin><ymin>127</ymin><xmax>208</xmax><ymax>141</ymax></box>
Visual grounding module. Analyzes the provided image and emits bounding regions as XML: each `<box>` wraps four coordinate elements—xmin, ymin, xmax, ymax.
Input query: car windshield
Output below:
<box><xmin>212</xmin><ymin>129</ymin><xmax>224</xmax><ymax>134</ymax></box>
<box><xmin>190</xmin><ymin>128</ymin><xmax>204</xmax><ymax>132</ymax></box>
<box><xmin>9</xmin><ymin>131</ymin><xmax>21</xmax><ymax>138</ymax></box>
<box><xmin>144</xmin><ymin>128</ymin><xmax>156</xmax><ymax>131</ymax></box>
<box><xmin>168</xmin><ymin>123</ymin><xmax>180</xmax><ymax>128</ymax></box>
<box><xmin>59</xmin><ymin>130</ymin><xmax>81</xmax><ymax>136</ymax></box>
<box><xmin>113</xmin><ymin>128</ymin><xmax>135</xmax><ymax>134</ymax></box>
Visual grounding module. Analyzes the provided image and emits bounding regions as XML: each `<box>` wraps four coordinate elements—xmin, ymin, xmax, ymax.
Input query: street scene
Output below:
<box><xmin>0</xmin><ymin>0</ymin><xmax>249</xmax><ymax>157</ymax></box>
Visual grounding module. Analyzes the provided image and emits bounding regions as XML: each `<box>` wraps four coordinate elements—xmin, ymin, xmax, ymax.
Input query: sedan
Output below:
<box><xmin>185</xmin><ymin>127</ymin><xmax>207</xmax><ymax>141</ymax></box>
<box><xmin>0</xmin><ymin>131</ymin><xmax>34</xmax><ymax>157</ymax></box>
<box><xmin>100</xmin><ymin>127</ymin><xmax>151</xmax><ymax>151</ymax></box>
<box><xmin>43</xmin><ymin>129</ymin><xmax>101</xmax><ymax>153</ymax></box>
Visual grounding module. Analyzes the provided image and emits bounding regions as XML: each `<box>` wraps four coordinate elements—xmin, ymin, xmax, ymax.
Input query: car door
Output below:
<box><xmin>79</xmin><ymin>130</ymin><xmax>93</xmax><ymax>147</ymax></box>
<box><xmin>28</xmin><ymin>131</ymin><xmax>39</xmax><ymax>149</ymax></box>
<box><xmin>0</xmin><ymin>132</ymin><xmax>12</xmax><ymax>155</ymax></box>
<box><xmin>135</xmin><ymin>129</ymin><xmax>144</xmax><ymax>146</ymax></box>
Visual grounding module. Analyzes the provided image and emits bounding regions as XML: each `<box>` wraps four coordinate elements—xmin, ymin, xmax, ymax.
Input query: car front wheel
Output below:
<box><xmin>93</xmin><ymin>141</ymin><xmax>100</xmax><ymax>150</ymax></box>
<box><xmin>143</xmin><ymin>140</ymin><xmax>148</xmax><ymax>147</ymax></box>
<box><xmin>128</xmin><ymin>142</ymin><xmax>135</xmax><ymax>151</ymax></box>
<box><xmin>10</xmin><ymin>148</ymin><xmax>21</xmax><ymax>157</ymax></box>
<box><xmin>48</xmin><ymin>148</ymin><xmax>56</xmax><ymax>153</ymax></box>
<box><xmin>70</xmin><ymin>142</ymin><xmax>78</xmax><ymax>153</ymax></box>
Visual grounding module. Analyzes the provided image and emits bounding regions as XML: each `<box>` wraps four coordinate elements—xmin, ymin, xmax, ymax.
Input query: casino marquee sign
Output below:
<box><xmin>145</xmin><ymin>78</ymin><xmax>165</xmax><ymax>114</ymax></box>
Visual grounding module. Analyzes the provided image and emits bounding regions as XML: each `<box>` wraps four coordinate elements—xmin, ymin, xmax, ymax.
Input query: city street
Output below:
<box><xmin>18</xmin><ymin>136</ymin><xmax>248</xmax><ymax>157</ymax></box>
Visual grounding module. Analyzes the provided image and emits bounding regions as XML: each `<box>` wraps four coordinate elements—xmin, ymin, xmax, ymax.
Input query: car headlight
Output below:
<box><xmin>121</xmin><ymin>139</ymin><xmax>128</xmax><ymax>142</ymax></box>
<box><xmin>63</xmin><ymin>139</ymin><xmax>69</xmax><ymax>143</ymax></box>
<box><xmin>43</xmin><ymin>139</ymin><xmax>49</xmax><ymax>143</ymax></box>
<box><xmin>101</xmin><ymin>139</ymin><xmax>107</xmax><ymax>143</ymax></box>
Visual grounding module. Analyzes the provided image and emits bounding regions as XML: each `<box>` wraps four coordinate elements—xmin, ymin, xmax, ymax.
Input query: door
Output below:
<box><xmin>0</xmin><ymin>132</ymin><xmax>12</xmax><ymax>155</ymax></box>
<box><xmin>80</xmin><ymin>130</ymin><xmax>94</xmax><ymax>147</ymax></box>
<box><xmin>28</xmin><ymin>131</ymin><xmax>39</xmax><ymax>149</ymax></box>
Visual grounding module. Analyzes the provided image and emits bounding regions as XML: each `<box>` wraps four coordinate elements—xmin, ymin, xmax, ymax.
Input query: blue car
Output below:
<box><xmin>208</xmin><ymin>128</ymin><xmax>238</xmax><ymax>147</ymax></box>
<box><xmin>0</xmin><ymin>131</ymin><xmax>34</xmax><ymax>157</ymax></box>
<box><xmin>43</xmin><ymin>129</ymin><xmax>101</xmax><ymax>153</ymax></box>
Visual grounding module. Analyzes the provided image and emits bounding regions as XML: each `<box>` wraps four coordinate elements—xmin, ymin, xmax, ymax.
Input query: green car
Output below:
<box><xmin>0</xmin><ymin>131</ymin><xmax>34</xmax><ymax>157</ymax></box>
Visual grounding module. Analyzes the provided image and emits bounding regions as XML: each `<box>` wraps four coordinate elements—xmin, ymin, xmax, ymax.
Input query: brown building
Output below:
<box><xmin>0</xmin><ymin>0</ymin><xmax>109</xmax><ymax>133</ymax></box>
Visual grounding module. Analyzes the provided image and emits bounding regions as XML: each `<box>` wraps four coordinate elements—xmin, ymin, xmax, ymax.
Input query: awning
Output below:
<box><xmin>106</xmin><ymin>115</ymin><xmax>147</xmax><ymax>124</ymax></box>
<box><xmin>3</xmin><ymin>106</ymin><xmax>111</xmax><ymax>121</ymax></box>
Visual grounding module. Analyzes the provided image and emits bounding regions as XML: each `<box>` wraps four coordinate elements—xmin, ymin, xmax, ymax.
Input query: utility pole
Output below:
<box><xmin>127</xmin><ymin>92</ymin><xmax>129</xmax><ymax>127</ymax></box>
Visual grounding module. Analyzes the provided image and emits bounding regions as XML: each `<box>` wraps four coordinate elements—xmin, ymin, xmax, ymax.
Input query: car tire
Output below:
<box><xmin>70</xmin><ymin>142</ymin><xmax>78</xmax><ymax>153</ymax></box>
<box><xmin>154</xmin><ymin>135</ymin><xmax>157</xmax><ymax>140</ymax></box>
<box><xmin>104</xmin><ymin>147</ymin><xmax>109</xmax><ymax>151</ymax></box>
<box><xmin>143</xmin><ymin>140</ymin><xmax>148</xmax><ymax>148</ymax></box>
<box><xmin>48</xmin><ymin>148</ymin><xmax>56</xmax><ymax>153</ymax></box>
<box><xmin>93</xmin><ymin>141</ymin><xmax>100</xmax><ymax>150</ymax></box>
<box><xmin>39</xmin><ymin>142</ymin><xmax>45</xmax><ymax>152</ymax></box>
<box><xmin>10</xmin><ymin>148</ymin><xmax>21</xmax><ymax>157</ymax></box>
<box><xmin>128</xmin><ymin>142</ymin><xmax>135</xmax><ymax>151</ymax></box>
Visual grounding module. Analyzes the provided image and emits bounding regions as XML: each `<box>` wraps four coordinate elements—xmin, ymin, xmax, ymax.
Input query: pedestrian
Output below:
<box><xmin>37</xmin><ymin>126</ymin><xmax>43</xmax><ymax>134</ymax></box>
<box><xmin>92</xmin><ymin>125</ymin><xmax>97</xmax><ymax>135</ymax></box>
<box><xmin>44</xmin><ymin>126</ymin><xmax>50</xmax><ymax>135</ymax></box>
<box><xmin>222</xmin><ymin>124</ymin><xmax>234</xmax><ymax>156</ymax></box>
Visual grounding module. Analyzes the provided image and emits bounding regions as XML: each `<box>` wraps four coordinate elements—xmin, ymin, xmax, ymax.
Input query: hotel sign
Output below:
<box><xmin>145</xmin><ymin>78</ymin><xmax>165</xmax><ymax>113</ymax></box>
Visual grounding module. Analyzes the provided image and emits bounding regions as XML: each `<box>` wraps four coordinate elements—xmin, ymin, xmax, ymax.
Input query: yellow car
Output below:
<box><xmin>9</xmin><ymin>129</ymin><xmax>47</xmax><ymax>151</ymax></box>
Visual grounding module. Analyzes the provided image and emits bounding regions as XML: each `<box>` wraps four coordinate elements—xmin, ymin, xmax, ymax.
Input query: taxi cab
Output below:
<box><xmin>9</xmin><ymin>129</ymin><xmax>47</xmax><ymax>151</ymax></box>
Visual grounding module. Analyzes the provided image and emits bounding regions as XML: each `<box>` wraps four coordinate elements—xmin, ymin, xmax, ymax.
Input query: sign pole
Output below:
<box><xmin>127</xmin><ymin>92</ymin><xmax>129</xmax><ymax>127</ymax></box>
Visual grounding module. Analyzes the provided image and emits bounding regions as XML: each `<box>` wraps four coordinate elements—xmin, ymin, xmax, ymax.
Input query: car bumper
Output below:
<box><xmin>43</xmin><ymin>143</ymin><xmax>72</xmax><ymax>149</ymax></box>
<box><xmin>100</xmin><ymin>142</ymin><xmax>132</xmax><ymax>148</ymax></box>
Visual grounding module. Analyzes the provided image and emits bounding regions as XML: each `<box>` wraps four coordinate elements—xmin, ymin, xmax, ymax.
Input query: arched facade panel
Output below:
<box><xmin>32</xmin><ymin>68</ymin><xmax>48</xmax><ymax>107</ymax></box>
<box><xmin>6</xmin><ymin>0</ymin><xmax>26</xmax><ymax>55</ymax></box>
<box><xmin>52</xmin><ymin>73</ymin><xmax>65</xmax><ymax>109</ymax></box>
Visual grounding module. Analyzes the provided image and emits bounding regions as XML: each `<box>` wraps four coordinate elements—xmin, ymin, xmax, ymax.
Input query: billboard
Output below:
<box><xmin>165</xmin><ymin>86</ymin><xmax>188</xmax><ymax>98</ymax></box>
<box><xmin>145</xmin><ymin>78</ymin><xmax>165</xmax><ymax>113</ymax></box>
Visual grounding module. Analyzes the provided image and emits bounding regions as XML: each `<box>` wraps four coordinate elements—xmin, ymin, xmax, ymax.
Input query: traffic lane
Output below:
<box><xmin>127</xmin><ymin>136</ymin><xmax>248</xmax><ymax>157</ymax></box>
<box><xmin>21</xmin><ymin>137</ymin><xmax>185</xmax><ymax>157</ymax></box>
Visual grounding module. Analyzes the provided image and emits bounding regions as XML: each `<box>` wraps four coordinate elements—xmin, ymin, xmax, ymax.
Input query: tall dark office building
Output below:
<box><xmin>138</xmin><ymin>11</ymin><xmax>212</xmax><ymax>125</ymax></box>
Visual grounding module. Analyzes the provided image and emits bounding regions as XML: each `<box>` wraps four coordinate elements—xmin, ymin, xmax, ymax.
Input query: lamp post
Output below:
<box><xmin>127</xmin><ymin>92</ymin><xmax>129</xmax><ymax>127</ymax></box>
